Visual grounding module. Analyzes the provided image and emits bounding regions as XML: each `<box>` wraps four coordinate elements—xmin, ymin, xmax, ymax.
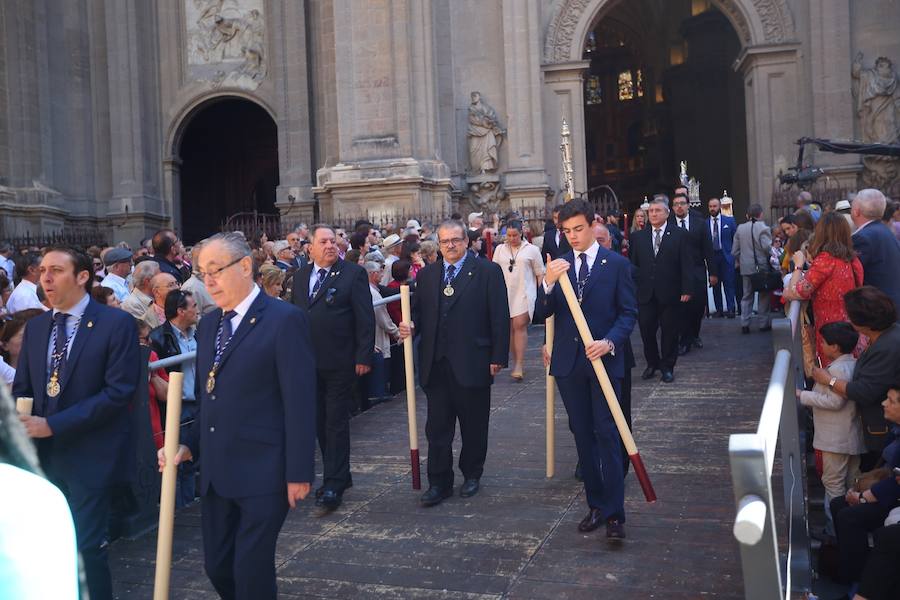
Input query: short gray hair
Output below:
<box><xmin>364</xmin><ymin>251</ymin><xmax>384</xmax><ymax>264</ymax></box>
<box><xmin>364</xmin><ymin>261</ymin><xmax>383</xmax><ymax>274</ymax></box>
<box><xmin>649</xmin><ymin>198</ymin><xmax>670</xmax><ymax>214</ymax></box>
<box><xmin>853</xmin><ymin>188</ymin><xmax>887</xmax><ymax>220</ymax></box>
<box><xmin>132</xmin><ymin>260</ymin><xmax>160</xmax><ymax>290</ymax></box>
<box><xmin>203</xmin><ymin>232</ymin><xmax>251</xmax><ymax>261</ymax></box>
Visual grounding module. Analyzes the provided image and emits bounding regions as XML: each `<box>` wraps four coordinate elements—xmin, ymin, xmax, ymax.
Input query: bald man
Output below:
<box><xmin>592</xmin><ymin>223</ymin><xmax>611</xmax><ymax>249</ymax></box>
<box><xmin>148</xmin><ymin>273</ymin><xmax>179</xmax><ymax>328</ymax></box>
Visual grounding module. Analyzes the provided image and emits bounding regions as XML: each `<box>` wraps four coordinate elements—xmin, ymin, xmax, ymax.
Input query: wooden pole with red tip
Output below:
<box><xmin>399</xmin><ymin>285</ymin><xmax>421</xmax><ymax>489</ymax></box>
<box><xmin>154</xmin><ymin>372</ymin><xmax>184</xmax><ymax>600</ymax></box>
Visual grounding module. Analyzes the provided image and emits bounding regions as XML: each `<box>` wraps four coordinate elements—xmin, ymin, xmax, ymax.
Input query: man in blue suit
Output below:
<box><xmin>160</xmin><ymin>232</ymin><xmax>316</xmax><ymax>600</ymax></box>
<box><xmin>535</xmin><ymin>199</ymin><xmax>638</xmax><ymax>540</ymax></box>
<box><xmin>707</xmin><ymin>197</ymin><xmax>737</xmax><ymax>317</ymax></box>
<box><xmin>851</xmin><ymin>188</ymin><xmax>900</xmax><ymax>315</ymax></box>
<box><xmin>15</xmin><ymin>245</ymin><xmax>140</xmax><ymax>600</ymax></box>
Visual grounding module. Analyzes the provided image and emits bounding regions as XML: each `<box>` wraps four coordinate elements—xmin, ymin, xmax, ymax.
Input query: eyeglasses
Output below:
<box><xmin>438</xmin><ymin>237</ymin><xmax>466</xmax><ymax>247</ymax></box>
<box><xmin>196</xmin><ymin>256</ymin><xmax>244</xmax><ymax>280</ymax></box>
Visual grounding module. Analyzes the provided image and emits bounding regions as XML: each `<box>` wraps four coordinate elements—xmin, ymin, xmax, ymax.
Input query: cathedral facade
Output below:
<box><xmin>1</xmin><ymin>0</ymin><xmax>898</xmax><ymax>244</ymax></box>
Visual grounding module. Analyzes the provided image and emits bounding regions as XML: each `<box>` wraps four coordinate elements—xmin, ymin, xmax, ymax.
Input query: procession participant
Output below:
<box><xmin>291</xmin><ymin>224</ymin><xmax>374</xmax><ymax>511</ymax></box>
<box><xmin>15</xmin><ymin>245</ymin><xmax>140</xmax><ymax>600</ymax></box>
<box><xmin>159</xmin><ymin>233</ymin><xmax>316</xmax><ymax>600</ymax></box>
<box><xmin>398</xmin><ymin>219</ymin><xmax>509</xmax><ymax>506</ymax></box>
<box><xmin>536</xmin><ymin>200</ymin><xmax>637</xmax><ymax>539</ymax></box>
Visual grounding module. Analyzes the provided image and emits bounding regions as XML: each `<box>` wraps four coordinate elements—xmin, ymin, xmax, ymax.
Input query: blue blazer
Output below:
<box><xmin>707</xmin><ymin>214</ymin><xmax>737</xmax><ymax>265</ymax></box>
<box><xmin>183</xmin><ymin>291</ymin><xmax>317</xmax><ymax>498</ymax></box>
<box><xmin>853</xmin><ymin>221</ymin><xmax>900</xmax><ymax>314</ymax></box>
<box><xmin>534</xmin><ymin>247</ymin><xmax>638</xmax><ymax>380</ymax></box>
<box><xmin>13</xmin><ymin>298</ymin><xmax>140</xmax><ymax>489</ymax></box>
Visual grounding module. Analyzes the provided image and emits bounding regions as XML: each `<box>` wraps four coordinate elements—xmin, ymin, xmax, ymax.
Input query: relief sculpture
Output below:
<box><xmin>187</xmin><ymin>0</ymin><xmax>266</xmax><ymax>90</ymax></box>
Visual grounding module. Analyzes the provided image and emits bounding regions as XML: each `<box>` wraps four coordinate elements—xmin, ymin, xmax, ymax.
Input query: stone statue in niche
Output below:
<box><xmin>187</xmin><ymin>0</ymin><xmax>266</xmax><ymax>90</ymax></box>
<box><xmin>852</xmin><ymin>53</ymin><xmax>900</xmax><ymax>189</ymax></box>
<box><xmin>467</xmin><ymin>91</ymin><xmax>506</xmax><ymax>174</ymax></box>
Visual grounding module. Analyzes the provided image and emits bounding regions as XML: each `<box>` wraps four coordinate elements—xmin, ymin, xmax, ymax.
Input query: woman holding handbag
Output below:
<box><xmin>783</xmin><ymin>212</ymin><xmax>864</xmax><ymax>367</ymax></box>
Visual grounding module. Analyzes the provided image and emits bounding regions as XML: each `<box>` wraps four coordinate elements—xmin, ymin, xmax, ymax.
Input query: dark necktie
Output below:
<box><xmin>444</xmin><ymin>264</ymin><xmax>456</xmax><ymax>286</ymax></box>
<box><xmin>713</xmin><ymin>216</ymin><xmax>721</xmax><ymax>250</ymax></box>
<box><xmin>679</xmin><ymin>218</ymin><xmax>686</xmax><ymax>229</ymax></box>
<box><xmin>53</xmin><ymin>312</ymin><xmax>70</xmax><ymax>377</ymax></box>
<box><xmin>310</xmin><ymin>268</ymin><xmax>327</xmax><ymax>299</ymax></box>
<box><xmin>218</xmin><ymin>310</ymin><xmax>237</xmax><ymax>355</ymax></box>
<box><xmin>577</xmin><ymin>253</ymin><xmax>589</xmax><ymax>284</ymax></box>
<box><xmin>653</xmin><ymin>228</ymin><xmax>662</xmax><ymax>256</ymax></box>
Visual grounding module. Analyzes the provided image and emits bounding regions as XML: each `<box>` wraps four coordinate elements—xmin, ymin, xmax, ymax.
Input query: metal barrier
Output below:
<box><xmin>147</xmin><ymin>292</ymin><xmax>406</xmax><ymax>370</ymax></box>
<box><xmin>729</xmin><ymin>300</ymin><xmax>812</xmax><ymax>599</ymax></box>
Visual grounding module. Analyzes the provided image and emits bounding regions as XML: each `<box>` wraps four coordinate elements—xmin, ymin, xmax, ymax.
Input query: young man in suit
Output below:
<box><xmin>398</xmin><ymin>219</ymin><xmax>509</xmax><ymax>507</ymax></box>
<box><xmin>670</xmin><ymin>193</ymin><xmax>718</xmax><ymax>355</ymax></box>
<box><xmin>629</xmin><ymin>196</ymin><xmax>693</xmax><ymax>383</ymax></box>
<box><xmin>536</xmin><ymin>199</ymin><xmax>637</xmax><ymax>539</ymax></box>
<box><xmin>707</xmin><ymin>197</ymin><xmax>737</xmax><ymax>318</ymax></box>
<box><xmin>541</xmin><ymin>204</ymin><xmax>572</xmax><ymax>260</ymax></box>
<box><xmin>16</xmin><ymin>245</ymin><xmax>140</xmax><ymax>600</ymax></box>
<box><xmin>291</xmin><ymin>224</ymin><xmax>374</xmax><ymax>510</ymax></box>
<box><xmin>851</xmin><ymin>188</ymin><xmax>900</xmax><ymax>315</ymax></box>
<box><xmin>160</xmin><ymin>233</ymin><xmax>316</xmax><ymax>600</ymax></box>
<box><xmin>731</xmin><ymin>203</ymin><xmax>774</xmax><ymax>333</ymax></box>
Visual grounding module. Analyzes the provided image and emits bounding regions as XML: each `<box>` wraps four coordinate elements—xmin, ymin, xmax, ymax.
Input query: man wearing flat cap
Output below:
<box><xmin>100</xmin><ymin>248</ymin><xmax>133</xmax><ymax>303</ymax></box>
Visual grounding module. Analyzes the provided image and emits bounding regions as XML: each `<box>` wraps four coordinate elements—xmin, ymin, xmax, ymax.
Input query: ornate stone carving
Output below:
<box><xmin>186</xmin><ymin>0</ymin><xmax>266</xmax><ymax>90</ymax></box>
<box><xmin>467</xmin><ymin>174</ymin><xmax>506</xmax><ymax>214</ymax></box>
<box><xmin>467</xmin><ymin>92</ymin><xmax>506</xmax><ymax>174</ymax></box>
<box><xmin>852</xmin><ymin>53</ymin><xmax>900</xmax><ymax>190</ymax></box>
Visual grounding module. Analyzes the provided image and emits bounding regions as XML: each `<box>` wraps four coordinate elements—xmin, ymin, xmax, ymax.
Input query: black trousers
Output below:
<box><xmin>638</xmin><ymin>297</ymin><xmax>680</xmax><ymax>371</ymax></box>
<box><xmin>316</xmin><ymin>367</ymin><xmax>355</xmax><ymax>493</ymax></box>
<box><xmin>830</xmin><ymin>496</ymin><xmax>895</xmax><ymax>583</ymax></box>
<box><xmin>679</xmin><ymin>278</ymin><xmax>707</xmax><ymax>344</ymax></box>
<box><xmin>201</xmin><ymin>484</ymin><xmax>288</xmax><ymax>600</ymax></box>
<box><xmin>423</xmin><ymin>359</ymin><xmax>491</xmax><ymax>489</ymax></box>
<box><xmin>858</xmin><ymin>524</ymin><xmax>900</xmax><ymax>600</ymax></box>
<box><xmin>61</xmin><ymin>482</ymin><xmax>113</xmax><ymax>600</ymax></box>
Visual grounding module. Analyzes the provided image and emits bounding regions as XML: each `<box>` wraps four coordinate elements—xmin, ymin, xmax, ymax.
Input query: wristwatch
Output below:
<box><xmin>859</xmin><ymin>492</ymin><xmax>868</xmax><ymax>504</ymax></box>
<box><xmin>828</xmin><ymin>377</ymin><xmax>837</xmax><ymax>390</ymax></box>
<box><xmin>601</xmin><ymin>338</ymin><xmax>616</xmax><ymax>356</ymax></box>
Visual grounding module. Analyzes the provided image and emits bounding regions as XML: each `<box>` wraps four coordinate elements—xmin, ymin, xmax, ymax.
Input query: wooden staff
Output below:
<box><xmin>485</xmin><ymin>230</ymin><xmax>494</xmax><ymax>261</ymax></box>
<box><xmin>545</xmin><ymin>316</ymin><xmax>556</xmax><ymax>478</ymax></box>
<box><xmin>556</xmin><ymin>276</ymin><xmax>657</xmax><ymax>502</ymax></box>
<box><xmin>400</xmin><ymin>285</ymin><xmax>421</xmax><ymax>489</ymax></box>
<box><xmin>154</xmin><ymin>371</ymin><xmax>184</xmax><ymax>600</ymax></box>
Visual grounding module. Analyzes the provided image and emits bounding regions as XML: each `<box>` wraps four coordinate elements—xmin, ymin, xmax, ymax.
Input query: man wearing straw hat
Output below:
<box><xmin>536</xmin><ymin>199</ymin><xmax>637</xmax><ymax>540</ymax></box>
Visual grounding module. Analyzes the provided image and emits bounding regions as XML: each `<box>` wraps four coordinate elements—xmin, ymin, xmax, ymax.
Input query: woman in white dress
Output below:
<box><xmin>492</xmin><ymin>220</ymin><xmax>545</xmax><ymax>380</ymax></box>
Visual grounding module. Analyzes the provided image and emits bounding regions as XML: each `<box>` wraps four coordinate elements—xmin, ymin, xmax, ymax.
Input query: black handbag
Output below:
<box><xmin>748</xmin><ymin>221</ymin><xmax>782</xmax><ymax>292</ymax></box>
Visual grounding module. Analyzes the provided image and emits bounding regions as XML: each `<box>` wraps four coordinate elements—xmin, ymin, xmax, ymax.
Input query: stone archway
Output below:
<box><xmin>542</xmin><ymin>0</ymin><xmax>801</xmax><ymax>213</ymax></box>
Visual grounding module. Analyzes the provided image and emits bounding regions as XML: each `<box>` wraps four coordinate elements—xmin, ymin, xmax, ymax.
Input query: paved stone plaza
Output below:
<box><xmin>110</xmin><ymin>318</ymin><xmax>774</xmax><ymax>599</ymax></box>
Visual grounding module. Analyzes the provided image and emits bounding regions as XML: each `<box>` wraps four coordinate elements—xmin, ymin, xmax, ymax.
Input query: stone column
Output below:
<box><xmin>501</xmin><ymin>0</ymin><xmax>549</xmax><ymax>210</ymax></box>
<box><xmin>738</xmin><ymin>44</ymin><xmax>803</xmax><ymax>213</ymax></box>
<box><xmin>541</xmin><ymin>60</ymin><xmax>590</xmax><ymax>202</ymax></box>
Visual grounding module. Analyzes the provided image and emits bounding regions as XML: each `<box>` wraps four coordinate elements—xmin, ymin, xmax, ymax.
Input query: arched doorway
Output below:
<box><xmin>581</xmin><ymin>0</ymin><xmax>749</xmax><ymax>214</ymax></box>
<box><xmin>176</xmin><ymin>97</ymin><xmax>279</xmax><ymax>243</ymax></box>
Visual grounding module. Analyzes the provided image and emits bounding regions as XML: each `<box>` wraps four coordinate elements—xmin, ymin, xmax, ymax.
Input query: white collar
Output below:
<box><xmin>853</xmin><ymin>220</ymin><xmax>876</xmax><ymax>234</ymax></box>
<box><xmin>104</xmin><ymin>272</ymin><xmax>126</xmax><ymax>283</ymax></box>
<box><xmin>574</xmin><ymin>241</ymin><xmax>600</xmax><ymax>263</ymax></box>
<box><xmin>312</xmin><ymin>261</ymin><xmax>334</xmax><ymax>272</ymax></box>
<box><xmin>652</xmin><ymin>221</ymin><xmax>668</xmax><ymax>234</ymax></box>
<box><xmin>52</xmin><ymin>292</ymin><xmax>90</xmax><ymax>320</ymax></box>
<box><xmin>17</xmin><ymin>279</ymin><xmax>37</xmax><ymax>291</ymax></box>
<box><xmin>231</xmin><ymin>285</ymin><xmax>260</xmax><ymax>318</ymax></box>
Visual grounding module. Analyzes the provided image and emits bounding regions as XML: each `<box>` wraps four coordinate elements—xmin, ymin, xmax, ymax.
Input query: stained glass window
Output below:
<box><xmin>636</xmin><ymin>69</ymin><xmax>644</xmax><ymax>98</ymax></box>
<box><xmin>584</xmin><ymin>75</ymin><xmax>602</xmax><ymax>105</ymax></box>
<box><xmin>617</xmin><ymin>71</ymin><xmax>634</xmax><ymax>101</ymax></box>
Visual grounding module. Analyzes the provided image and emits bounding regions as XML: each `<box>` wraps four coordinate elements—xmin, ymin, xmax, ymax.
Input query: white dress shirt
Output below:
<box><xmin>6</xmin><ymin>279</ymin><xmax>48</xmax><ymax>314</ymax></box>
<box><xmin>228</xmin><ymin>285</ymin><xmax>261</xmax><ymax>332</ymax></box>
<box><xmin>100</xmin><ymin>272</ymin><xmax>129</xmax><ymax>302</ymax></box>
<box><xmin>46</xmin><ymin>292</ymin><xmax>91</xmax><ymax>374</ymax></box>
<box><xmin>543</xmin><ymin>241</ymin><xmax>600</xmax><ymax>293</ymax></box>
<box><xmin>676</xmin><ymin>213</ymin><xmax>691</xmax><ymax>230</ymax></box>
<box><xmin>308</xmin><ymin>262</ymin><xmax>333</xmax><ymax>296</ymax></box>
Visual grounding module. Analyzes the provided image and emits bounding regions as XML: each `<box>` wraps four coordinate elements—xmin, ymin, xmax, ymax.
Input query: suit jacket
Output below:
<box><xmin>541</xmin><ymin>223</ymin><xmax>571</xmax><ymax>260</ymax></box>
<box><xmin>669</xmin><ymin>210</ymin><xmax>718</xmax><ymax>290</ymax></box>
<box><xmin>290</xmin><ymin>258</ymin><xmax>375</xmax><ymax>370</ymax></box>
<box><xmin>707</xmin><ymin>214</ymin><xmax>737</xmax><ymax>266</ymax></box>
<box><xmin>629</xmin><ymin>224</ymin><xmax>693</xmax><ymax>305</ymax></box>
<box><xmin>412</xmin><ymin>254</ymin><xmax>510</xmax><ymax>388</ymax></box>
<box><xmin>183</xmin><ymin>292</ymin><xmax>317</xmax><ymax>498</ymax></box>
<box><xmin>13</xmin><ymin>298</ymin><xmax>140</xmax><ymax>489</ymax></box>
<box><xmin>853</xmin><ymin>221</ymin><xmax>900</xmax><ymax>314</ymax></box>
<box><xmin>534</xmin><ymin>247</ymin><xmax>637</xmax><ymax>380</ymax></box>
<box><xmin>845</xmin><ymin>323</ymin><xmax>900</xmax><ymax>452</ymax></box>
<box><xmin>731</xmin><ymin>219</ymin><xmax>772</xmax><ymax>276</ymax></box>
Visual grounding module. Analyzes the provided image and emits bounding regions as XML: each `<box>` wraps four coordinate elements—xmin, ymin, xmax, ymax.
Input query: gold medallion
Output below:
<box><xmin>206</xmin><ymin>370</ymin><xmax>216</xmax><ymax>394</ymax></box>
<box><xmin>443</xmin><ymin>284</ymin><xmax>454</xmax><ymax>297</ymax></box>
<box><xmin>46</xmin><ymin>374</ymin><xmax>61</xmax><ymax>398</ymax></box>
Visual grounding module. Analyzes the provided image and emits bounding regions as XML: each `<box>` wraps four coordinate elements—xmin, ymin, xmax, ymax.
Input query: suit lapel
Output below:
<box><xmin>216</xmin><ymin>292</ymin><xmax>268</xmax><ymax>371</ymax></box>
<box><xmin>59</xmin><ymin>299</ymin><xmax>100</xmax><ymax>396</ymax></box>
<box><xmin>581</xmin><ymin>248</ymin><xmax>608</xmax><ymax>298</ymax></box>
<box><xmin>309</xmin><ymin>259</ymin><xmax>346</xmax><ymax>307</ymax></box>
<box><xmin>29</xmin><ymin>312</ymin><xmax>53</xmax><ymax>414</ymax></box>
<box><xmin>444</xmin><ymin>254</ymin><xmax>476</xmax><ymax>311</ymax></box>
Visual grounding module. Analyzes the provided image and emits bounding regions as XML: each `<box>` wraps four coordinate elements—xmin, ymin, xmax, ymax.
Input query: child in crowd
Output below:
<box><xmin>798</xmin><ymin>322</ymin><xmax>865</xmax><ymax>539</ymax></box>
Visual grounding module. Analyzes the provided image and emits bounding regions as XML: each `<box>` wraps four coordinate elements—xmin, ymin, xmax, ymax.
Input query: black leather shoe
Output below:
<box><xmin>712</xmin><ymin>311</ymin><xmax>724</xmax><ymax>318</ymax></box>
<box><xmin>606</xmin><ymin>518</ymin><xmax>626</xmax><ymax>540</ymax></box>
<box><xmin>459</xmin><ymin>479</ymin><xmax>480</xmax><ymax>498</ymax></box>
<box><xmin>741</xmin><ymin>326</ymin><xmax>750</xmax><ymax>334</ymax></box>
<box><xmin>420</xmin><ymin>486</ymin><xmax>453</xmax><ymax>507</ymax></box>
<box><xmin>574</xmin><ymin>461</ymin><xmax>583</xmax><ymax>481</ymax></box>
<box><xmin>317</xmin><ymin>490</ymin><xmax>342</xmax><ymax>510</ymax></box>
<box><xmin>641</xmin><ymin>366</ymin><xmax>657</xmax><ymax>380</ymax></box>
<box><xmin>693</xmin><ymin>337</ymin><xmax>703</xmax><ymax>349</ymax></box>
<box><xmin>315</xmin><ymin>486</ymin><xmax>324</xmax><ymax>499</ymax></box>
<box><xmin>660</xmin><ymin>371</ymin><xmax>674</xmax><ymax>383</ymax></box>
<box><xmin>578</xmin><ymin>508</ymin><xmax>604</xmax><ymax>532</ymax></box>
<box><xmin>725</xmin><ymin>311</ymin><xmax>736</xmax><ymax>319</ymax></box>
<box><xmin>678</xmin><ymin>344</ymin><xmax>691</xmax><ymax>356</ymax></box>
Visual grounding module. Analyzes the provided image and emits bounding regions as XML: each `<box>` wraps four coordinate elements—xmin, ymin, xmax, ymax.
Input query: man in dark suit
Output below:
<box><xmin>16</xmin><ymin>245</ymin><xmax>140</xmax><ymax>600</ymax></box>
<box><xmin>151</xmin><ymin>228</ymin><xmax>185</xmax><ymax>283</ymax></box>
<box><xmin>630</xmin><ymin>196</ymin><xmax>693</xmax><ymax>383</ymax></box>
<box><xmin>670</xmin><ymin>192</ymin><xmax>718</xmax><ymax>355</ymax></box>
<box><xmin>291</xmin><ymin>224</ymin><xmax>374</xmax><ymax>510</ymax></box>
<box><xmin>851</xmin><ymin>188</ymin><xmax>900</xmax><ymax>315</ymax></box>
<box><xmin>707</xmin><ymin>197</ymin><xmax>737</xmax><ymax>318</ymax></box>
<box><xmin>541</xmin><ymin>204</ymin><xmax>572</xmax><ymax>260</ymax></box>
<box><xmin>398</xmin><ymin>219</ymin><xmax>509</xmax><ymax>507</ymax></box>
<box><xmin>537</xmin><ymin>200</ymin><xmax>637</xmax><ymax>539</ymax></box>
<box><xmin>161</xmin><ymin>233</ymin><xmax>316</xmax><ymax>600</ymax></box>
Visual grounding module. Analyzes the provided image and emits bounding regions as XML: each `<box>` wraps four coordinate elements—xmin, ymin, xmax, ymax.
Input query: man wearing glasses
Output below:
<box><xmin>398</xmin><ymin>219</ymin><xmax>509</xmax><ymax>507</ymax></box>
